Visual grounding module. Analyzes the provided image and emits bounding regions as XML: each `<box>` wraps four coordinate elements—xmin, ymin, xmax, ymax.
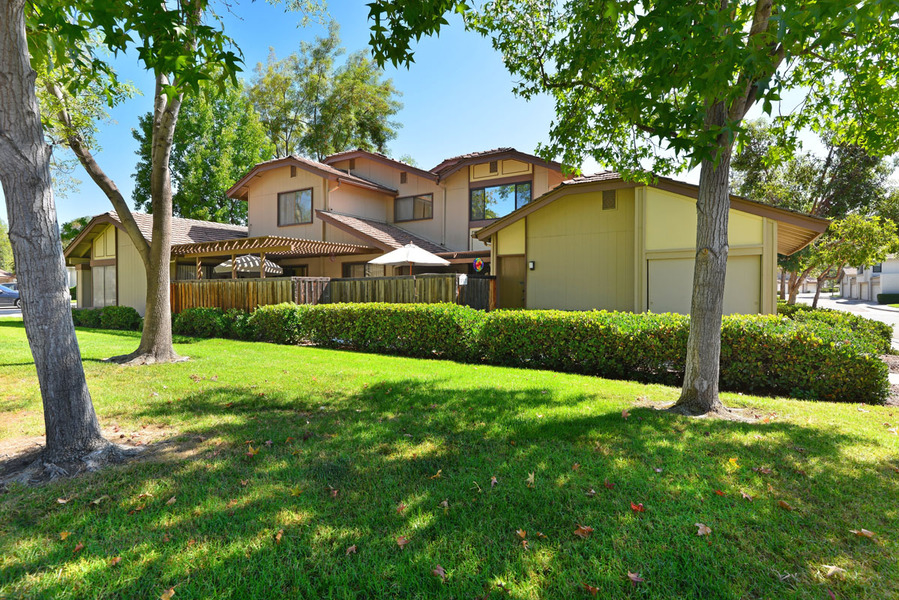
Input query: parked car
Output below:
<box><xmin>0</xmin><ymin>284</ymin><xmax>20</xmax><ymax>308</ymax></box>
<box><xmin>3</xmin><ymin>282</ymin><xmax>17</xmax><ymax>291</ymax></box>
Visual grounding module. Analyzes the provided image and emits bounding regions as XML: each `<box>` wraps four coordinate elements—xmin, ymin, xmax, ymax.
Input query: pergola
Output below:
<box><xmin>170</xmin><ymin>235</ymin><xmax>377</xmax><ymax>279</ymax></box>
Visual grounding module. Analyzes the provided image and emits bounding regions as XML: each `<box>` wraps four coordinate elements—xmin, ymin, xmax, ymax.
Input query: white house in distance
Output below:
<box><xmin>840</xmin><ymin>259</ymin><xmax>899</xmax><ymax>301</ymax></box>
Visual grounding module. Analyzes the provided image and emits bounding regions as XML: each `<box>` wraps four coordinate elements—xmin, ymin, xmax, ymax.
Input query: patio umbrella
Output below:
<box><xmin>368</xmin><ymin>243</ymin><xmax>450</xmax><ymax>271</ymax></box>
<box><xmin>213</xmin><ymin>255</ymin><xmax>283</xmax><ymax>276</ymax></box>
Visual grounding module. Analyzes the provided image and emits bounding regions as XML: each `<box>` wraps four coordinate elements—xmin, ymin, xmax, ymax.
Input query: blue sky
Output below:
<box><xmin>0</xmin><ymin>1</ymin><xmax>859</xmax><ymax>226</ymax></box>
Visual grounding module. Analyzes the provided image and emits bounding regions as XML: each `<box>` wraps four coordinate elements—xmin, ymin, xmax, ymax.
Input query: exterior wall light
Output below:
<box><xmin>528</xmin><ymin>261</ymin><xmax>536</xmax><ymax>270</ymax></box>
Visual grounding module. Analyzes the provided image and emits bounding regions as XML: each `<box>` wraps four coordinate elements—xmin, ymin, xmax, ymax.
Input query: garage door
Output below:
<box><xmin>648</xmin><ymin>255</ymin><xmax>761</xmax><ymax>315</ymax></box>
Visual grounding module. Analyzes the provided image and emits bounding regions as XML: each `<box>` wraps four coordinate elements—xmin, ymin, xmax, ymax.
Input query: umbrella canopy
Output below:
<box><xmin>213</xmin><ymin>255</ymin><xmax>284</xmax><ymax>275</ymax></box>
<box><xmin>368</xmin><ymin>243</ymin><xmax>450</xmax><ymax>267</ymax></box>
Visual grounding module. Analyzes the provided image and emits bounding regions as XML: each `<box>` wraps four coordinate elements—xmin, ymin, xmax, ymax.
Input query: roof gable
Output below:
<box><xmin>322</xmin><ymin>149</ymin><xmax>438</xmax><ymax>182</ymax></box>
<box><xmin>226</xmin><ymin>155</ymin><xmax>398</xmax><ymax>200</ymax></box>
<box><xmin>473</xmin><ymin>173</ymin><xmax>830</xmax><ymax>256</ymax></box>
<box><xmin>430</xmin><ymin>148</ymin><xmax>564</xmax><ymax>180</ymax></box>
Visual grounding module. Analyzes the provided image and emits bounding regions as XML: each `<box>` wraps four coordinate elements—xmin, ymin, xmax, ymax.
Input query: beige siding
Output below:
<box><xmin>647</xmin><ymin>254</ymin><xmax>761</xmax><ymax>315</ymax></box>
<box><xmin>470</xmin><ymin>159</ymin><xmax>532</xmax><ymax>182</ymax></box>
<box><xmin>328</xmin><ymin>185</ymin><xmax>390</xmax><ymax>222</ymax></box>
<box><xmin>496</xmin><ymin>219</ymin><xmax>525</xmax><ymax>256</ymax></box>
<box><xmin>442</xmin><ymin>171</ymin><xmax>473</xmax><ymax>250</ymax></box>
<box><xmin>117</xmin><ymin>230</ymin><xmax>148</xmax><ymax>315</ymax></box>
<box><xmin>92</xmin><ymin>225</ymin><xmax>116</xmax><ymax>259</ymax></box>
<box><xmin>644</xmin><ymin>187</ymin><xmax>764</xmax><ymax>250</ymax></box>
<box><xmin>526</xmin><ymin>188</ymin><xmax>635</xmax><ymax>310</ymax></box>
<box><xmin>246</xmin><ymin>166</ymin><xmax>326</xmax><ymax>238</ymax></box>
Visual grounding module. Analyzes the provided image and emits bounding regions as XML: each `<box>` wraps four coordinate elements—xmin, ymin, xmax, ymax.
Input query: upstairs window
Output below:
<box><xmin>470</xmin><ymin>182</ymin><xmax>532</xmax><ymax>221</ymax></box>
<box><xmin>873</xmin><ymin>263</ymin><xmax>882</xmax><ymax>273</ymax></box>
<box><xmin>395</xmin><ymin>194</ymin><xmax>433</xmax><ymax>222</ymax></box>
<box><xmin>278</xmin><ymin>188</ymin><xmax>313</xmax><ymax>226</ymax></box>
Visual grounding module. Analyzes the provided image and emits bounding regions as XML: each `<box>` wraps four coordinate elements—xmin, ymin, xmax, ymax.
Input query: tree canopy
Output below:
<box><xmin>248</xmin><ymin>22</ymin><xmax>402</xmax><ymax>160</ymax></box>
<box><xmin>366</xmin><ymin>0</ymin><xmax>899</xmax><ymax>416</ymax></box>
<box><xmin>132</xmin><ymin>83</ymin><xmax>275</xmax><ymax>224</ymax></box>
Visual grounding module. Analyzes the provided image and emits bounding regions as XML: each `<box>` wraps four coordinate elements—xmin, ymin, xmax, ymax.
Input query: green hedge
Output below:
<box><xmin>171</xmin><ymin>304</ymin><xmax>890</xmax><ymax>404</ymax></box>
<box><xmin>72</xmin><ymin>306</ymin><xmax>142</xmax><ymax>331</ymax></box>
<box><xmin>877</xmin><ymin>293</ymin><xmax>899</xmax><ymax>305</ymax></box>
<box><xmin>777</xmin><ymin>300</ymin><xmax>892</xmax><ymax>354</ymax></box>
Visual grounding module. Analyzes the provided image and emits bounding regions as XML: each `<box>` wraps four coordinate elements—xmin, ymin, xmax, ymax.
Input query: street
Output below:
<box><xmin>795</xmin><ymin>291</ymin><xmax>899</xmax><ymax>349</ymax></box>
<box><xmin>0</xmin><ymin>306</ymin><xmax>22</xmax><ymax>319</ymax></box>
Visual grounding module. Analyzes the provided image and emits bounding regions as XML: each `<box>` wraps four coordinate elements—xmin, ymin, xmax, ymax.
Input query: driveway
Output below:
<box><xmin>0</xmin><ymin>306</ymin><xmax>22</xmax><ymax>319</ymax></box>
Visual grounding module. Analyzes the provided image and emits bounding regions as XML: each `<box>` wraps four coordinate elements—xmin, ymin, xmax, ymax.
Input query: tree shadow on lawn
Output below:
<box><xmin>2</xmin><ymin>380</ymin><xmax>897</xmax><ymax>600</ymax></box>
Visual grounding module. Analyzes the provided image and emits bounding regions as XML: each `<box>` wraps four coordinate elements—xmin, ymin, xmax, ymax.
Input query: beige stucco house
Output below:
<box><xmin>475</xmin><ymin>173</ymin><xmax>829</xmax><ymax>313</ymax></box>
<box><xmin>65</xmin><ymin>148</ymin><xmax>567</xmax><ymax>314</ymax></box>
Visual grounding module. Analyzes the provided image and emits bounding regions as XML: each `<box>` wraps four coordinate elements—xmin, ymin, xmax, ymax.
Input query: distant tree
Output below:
<box><xmin>367</xmin><ymin>0</ymin><xmax>899</xmax><ymax>417</ymax></box>
<box><xmin>732</xmin><ymin>120</ymin><xmax>892</xmax><ymax>302</ymax></box>
<box><xmin>132</xmin><ymin>83</ymin><xmax>275</xmax><ymax>225</ymax></box>
<box><xmin>804</xmin><ymin>215</ymin><xmax>899</xmax><ymax>308</ymax></box>
<box><xmin>248</xmin><ymin>22</ymin><xmax>402</xmax><ymax>160</ymax></box>
<box><xmin>60</xmin><ymin>216</ymin><xmax>92</xmax><ymax>248</ymax></box>
<box><xmin>0</xmin><ymin>219</ymin><xmax>14</xmax><ymax>272</ymax></box>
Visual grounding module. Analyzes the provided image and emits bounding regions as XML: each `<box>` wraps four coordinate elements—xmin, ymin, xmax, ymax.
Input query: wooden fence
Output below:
<box><xmin>170</xmin><ymin>274</ymin><xmax>494</xmax><ymax>313</ymax></box>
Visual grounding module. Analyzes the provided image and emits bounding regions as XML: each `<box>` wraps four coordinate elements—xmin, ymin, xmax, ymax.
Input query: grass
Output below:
<box><xmin>0</xmin><ymin>318</ymin><xmax>898</xmax><ymax>600</ymax></box>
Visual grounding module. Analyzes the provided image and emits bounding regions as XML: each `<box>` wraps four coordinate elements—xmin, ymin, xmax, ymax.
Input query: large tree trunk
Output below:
<box><xmin>778</xmin><ymin>270</ymin><xmax>786</xmax><ymax>300</ymax></box>
<box><xmin>812</xmin><ymin>278</ymin><xmax>823</xmax><ymax>308</ymax></box>
<box><xmin>0</xmin><ymin>0</ymin><xmax>106</xmax><ymax>462</ymax></box>
<box><xmin>113</xmin><ymin>76</ymin><xmax>184</xmax><ymax>364</ymax></box>
<box><xmin>671</xmin><ymin>104</ymin><xmax>732</xmax><ymax>416</ymax></box>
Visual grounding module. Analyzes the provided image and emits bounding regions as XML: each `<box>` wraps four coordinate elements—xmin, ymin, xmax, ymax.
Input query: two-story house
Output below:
<box><xmin>64</xmin><ymin>148</ymin><xmax>567</xmax><ymax>314</ymax></box>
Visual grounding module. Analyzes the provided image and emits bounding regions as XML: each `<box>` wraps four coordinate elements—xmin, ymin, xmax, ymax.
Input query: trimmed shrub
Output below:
<box><xmin>161</xmin><ymin>302</ymin><xmax>891</xmax><ymax>404</ymax></box>
<box><xmin>69</xmin><ymin>286</ymin><xmax>77</xmax><ymax>301</ymax></box>
<box><xmin>777</xmin><ymin>300</ymin><xmax>892</xmax><ymax>354</ymax></box>
<box><xmin>99</xmin><ymin>306</ymin><xmax>142</xmax><ymax>331</ymax></box>
<box><xmin>72</xmin><ymin>308</ymin><xmax>102</xmax><ymax>328</ymax></box>
<box><xmin>173</xmin><ymin>307</ymin><xmax>229</xmax><ymax>338</ymax></box>
<box><xmin>877</xmin><ymin>293</ymin><xmax>899</xmax><ymax>305</ymax></box>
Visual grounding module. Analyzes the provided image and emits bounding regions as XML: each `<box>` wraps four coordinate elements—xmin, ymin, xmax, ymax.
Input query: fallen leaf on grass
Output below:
<box><xmin>166</xmin><ymin>496</ymin><xmax>176</xmax><ymax>506</ymax></box>
<box><xmin>73</xmin><ymin>542</ymin><xmax>84</xmax><ymax>554</ymax></box>
<box><xmin>109</xmin><ymin>556</ymin><xmax>122</xmax><ymax>567</ymax></box>
<box><xmin>890</xmin><ymin>465</ymin><xmax>899</xmax><ymax>474</ymax></box>
<box><xmin>715</xmin><ymin>490</ymin><xmax>725</xmax><ymax>496</ymax></box>
<box><xmin>432</xmin><ymin>564</ymin><xmax>446</xmax><ymax>581</ymax></box>
<box><xmin>137</xmin><ymin>492</ymin><xmax>154</xmax><ymax>499</ymax></box>
<box><xmin>526</xmin><ymin>472</ymin><xmax>535</xmax><ymax>487</ymax></box>
<box><xmin>346</xmin><ymin>544</ymin><xmax>357</xmax><ymax>555</ymax></box>
<box><xmin>740</xmin><ymin>491</ymin><xmax>753</xmax><ymax>501</ymax></box>
<box><xmin>59</xmin><ymin>531</ymin><xmax>71</xmax><ymax>540</ymax></box>
<box><xmin>752</xmin><ymin>467</ymin><xmax>773</xmax><ymax>475</ymax></box>
<box><xmin>778</xmin><ymin>500</ymin><xmax>795</xmax><ymax>511</ymax></box>
<box><xmin>162</xmin><ymin>533</ymin><xmax>171</xmax><ymax>543</ymax></box>
<box><xmin>630</xmin><ymin>502</ymin><xmax>645</xmax><ymax>513</ymax></box>
<box><xmin>516</xmin><ymin>529</ymin><xmax>526</xmax><ymax>539</ymax></box>
<box><xmin>396</xmin><ymin>503</ymin><xmax>406</xmax><ymax>513</ymax></box>
<box><xmin>536</xmin><ymin>531</ymin><xmax>547</xmax><ymax>539</ymax></box>
<box><xmin>440</xmin><ymin>499</ymin><xmax>449</xmax><ymax>510</ymax></box>
<box><xmin>574</xmin><ymin>525</ymin><xmax>594</xmax><ymax>539</ymax></box>
<box><xmin>396</xmin><ymin>536</ymin><xmax>410</xmax><ymax>549</ymax></box>
<box><xmin>490</xmin><ymin>476</ymin><xmax>498</xmax><ymax>487</ymax></box>
<box><xmin>627</xmin><ymin>572</ymin><xmax>645</xmax><ymax>585</ymax></box>
<box><xmin>329</xmin><ymin>487</ymin><xmax>339</xmax><ymax>499</ymax></box>
<box><xmin>57</xmin><ymin>497</ymin><xmax>72</xmax><ymax>504</ymax></box>
<box><xmin>430</xmin><ymin>469</ymin><xmax>442</xmax><ymax>479</ymax></box>
<box><xmin>90</xmin><ymin>495</ymin><xmax>109</xmax><ymax>506</ymax></box>
<box><xmin>571</xmin><ymin>463</ymin><xmax>581</xmax><ymax>471</ymax></box>
<box><xmin>289</xmin><ymin>486</ymin><xmax>303</xmax><ymax>497</ymax></box>
<box><xmin>604</xmin><ymin>480</ymin><xmax>614</xmax><ymax>489</ymax></box>
<box><xmin>654</xmin><ymin>467</ymin><xmax>663</xmax><ymax>473</ymax></box>
<box><xmin>826</xmin><ymin>589</ymin><xmax>836</xmax><ymax>600</ymax></box>
<box><xmin>241</xmin><ymin>480</ymin><xmax>249</xmax><ymax>487</ymax></box>
<box><xmin>521</xmin><ymin>539</ymin><xmax>529</xmax><ymax>550</ymax></box>
<box><xmin>695</xmin><ymin>523</ymin><xmax>712</xmax><ymax>536</ymax></box>
<box><xmin>622</xmin><ymin>409</ymin><xmax>630</xmax><ymax>419</ymax></box>
<box><xmin>160</xmin><ymin>587</ymin><xmax>175</xmax><ymax>600</ymax></box>
<box><xmin>246</xmin><ymin>445</ymin><xmax>258</xmax><ymax>457</ymax></box>
<box><xmin>128</xmin><ymin>505</ymin><xmax>146</xmax><ymax>515</ymax></box>
<box><xmin>823</xmin><ymin>565</ymin><xmax>846</xmax><ymax>577</ymax></box>
<box><xmin>581</xmin><ymin>582</ymin><xmax>599</xmax><ymax>595</ymax></box>
<box><xmin>850</xmin><ymin>529</ymin><xmax>876</xmax><ymax>539</ymax></box>
<box><xmin>274</xmin><ymin>529</ymin><xmax>284</xmax><ymax>544</ymax></box>
<box><xmin>586</xmin><ymin>488</ymin><xmax>596</xmax><ymax>497</ymax></box>
<box><xmin>729</xmin><ymin>458</ymin><xmax>740</xmax><ymax>467</ymax></box>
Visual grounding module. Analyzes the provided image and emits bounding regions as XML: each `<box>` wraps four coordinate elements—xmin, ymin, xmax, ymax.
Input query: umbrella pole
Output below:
<box><xmin>410</xmin><ymin>260</ymin><xmax>416</xmax><ymax>303</ymax></box>
<box><xmin>260</xmin><ymin>252</ymin><xmax>266</xmax><ymax>279</ymax></box>
<box><xmin>231</xmin><ymin>254</ymin><xmax>236</xmax><ymax>280</ymax></box>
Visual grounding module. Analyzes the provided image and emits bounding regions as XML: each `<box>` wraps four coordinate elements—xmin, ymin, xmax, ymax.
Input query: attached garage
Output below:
<box><xmin>476</xmin><ymin>173</ymin><xmax>829</xmax><ymax>315</ymax></box>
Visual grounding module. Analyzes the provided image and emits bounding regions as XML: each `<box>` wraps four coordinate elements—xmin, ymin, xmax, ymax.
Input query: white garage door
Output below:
<box><xmin>648</xmin><ymin>255</ymin><xmax>761</xmax><ymax>315</ymax></box>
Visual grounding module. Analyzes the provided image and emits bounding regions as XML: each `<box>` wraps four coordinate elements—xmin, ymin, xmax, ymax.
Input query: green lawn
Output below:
<box><xmin>1</xmin><ymin>318</ymin><xmax>897</xmax><ymax>600</ymax></box>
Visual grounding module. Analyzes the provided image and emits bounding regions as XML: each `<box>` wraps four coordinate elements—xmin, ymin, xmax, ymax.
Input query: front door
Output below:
<box><xmin>498</xmin><ymin>255</ymin><xmax>526</xmax><ymax>309</ymax></box>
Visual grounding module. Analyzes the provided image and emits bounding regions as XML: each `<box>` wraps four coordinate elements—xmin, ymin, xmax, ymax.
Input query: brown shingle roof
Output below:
<box><xmin>315</xmin><ymin>211</ymin><xmax>448</xmax><ymax>254</ymax></box>
<box><xmin>106</xmin><ymin>211</ymin><xmax>248</xmax><ymax>245</ymax></box>
<box><xmin>322</xmin><ymin>148</ymin><xmax>438</xmax><ymax>181</ymax></box>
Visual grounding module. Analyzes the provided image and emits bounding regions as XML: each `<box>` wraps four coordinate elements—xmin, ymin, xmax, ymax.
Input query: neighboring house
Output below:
<box><xmin>64</xmin><ymin>148</ymin><xmax>567</xmax><ymax>314</ymax></box>
<box><xmin>64</xmin><ymin>212</ymin><xmax>248</xmax><ymax>314</ymax></box>
<box><xmin>474</xmin><ymin>173</ymin><xmax>829</xmax><ymax>314</ymax></box>
<box><xmin>841</xmin><ymin>260</ymin><xmax>896</xmax><ymax>301</ymax></box>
